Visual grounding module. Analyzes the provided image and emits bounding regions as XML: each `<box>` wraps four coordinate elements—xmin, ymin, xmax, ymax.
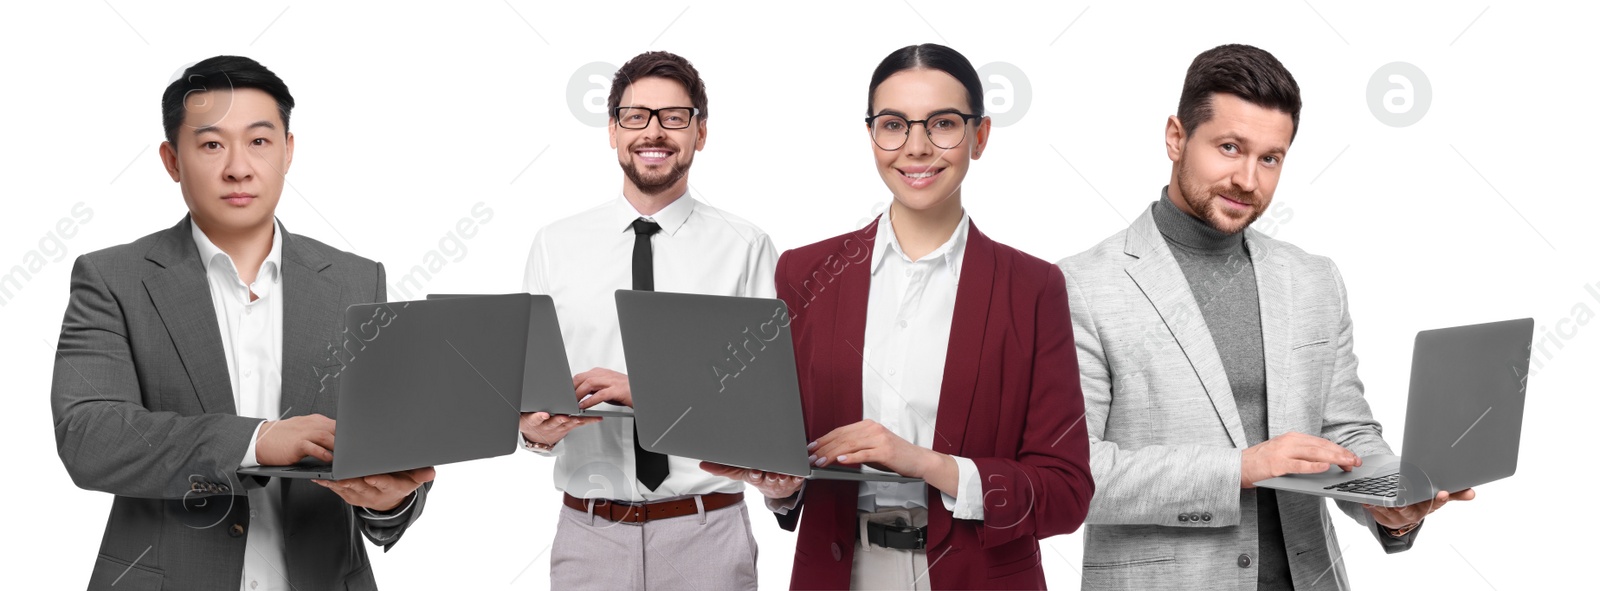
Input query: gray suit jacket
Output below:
<box><xmin>51</xmin><ymin>217</ymin><xmax>426</xmax><ymax>591</ymax></box>
<box><xmin>1057</xmin><ymin>208</ymin><xmax>1416</xmax><ymax>591</ymax></box>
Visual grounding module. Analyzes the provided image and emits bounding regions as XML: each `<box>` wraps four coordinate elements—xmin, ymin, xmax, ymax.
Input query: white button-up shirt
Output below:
<box><xmin>190</xmin><ymin>220</ymin><xmax>289</xmax><ymax>591</ymax></box>
<box><xmin>858</xmin><ymin>212</ymin><xmax>984</xmax><ymax>520</ymax></box>
<box><xmin>523</xmin><ymin>194</ymin><xmax>778</xmax><ymax>501</ymax></box>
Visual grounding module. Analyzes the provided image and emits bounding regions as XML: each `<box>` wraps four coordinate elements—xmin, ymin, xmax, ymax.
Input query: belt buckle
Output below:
<box><xmin>598</xmin><ymin>499</ymin><xmax>646</xmax><ymax>524</ymax></box>
<box><xmin>869</xmin><ymin>519</ymin><xmax>927</xmax><ymax>550</ymax></box>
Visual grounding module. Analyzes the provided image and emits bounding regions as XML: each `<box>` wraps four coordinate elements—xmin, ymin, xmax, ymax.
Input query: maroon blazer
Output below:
<box><xmin>773</xmin><ymin>217</ymin><xmax>1093</xmax><ymax>590</ymax></box>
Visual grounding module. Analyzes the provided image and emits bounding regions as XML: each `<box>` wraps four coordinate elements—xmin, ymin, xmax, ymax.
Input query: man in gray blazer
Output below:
<box><xmin>1059</xmin><ymin>44</ymin><xmax>1474</xmax><ymax>591</ymax></box>
<box><xmin>51</xmin><ymin>56</ymin><xmax>431</xmax><ymax>591</ymax></box>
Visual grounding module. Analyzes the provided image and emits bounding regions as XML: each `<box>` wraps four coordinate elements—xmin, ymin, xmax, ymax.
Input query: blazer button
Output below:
<box><xmin>191</xmin><ymin>482</ymin><xmax>205</xmax><ymax>493</ymax></box>
<box><xmin>229</xmin><ymin>524</ymin><xmax>245</xmax><ymax>538</ymax></box>
<box><xmin>1201</xmin><ymin>512</ymin><xmax>1212</xmax><ymax>522</ymax></box>
<box><xmin>1178</xmin><ymin>514</ymin><xmax>1188</xmax><ymax>523</ymax></box>
<box><xmin>1189</xmin><ymin>512</ymin><xmax>1201</xmax><ymax>522</ymax></box>
<box><xmin>831</xmin><ymin>542</ymin><xmax>843</xmax><ymax>561</ymax></box>
<box><xmin>1238</xmin><ymin>554</ymin><xmax>1252</xmax><ymax>568</ymax></box>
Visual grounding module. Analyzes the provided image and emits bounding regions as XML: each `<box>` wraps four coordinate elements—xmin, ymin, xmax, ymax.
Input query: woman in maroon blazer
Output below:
<box><xmin>703</xmin><ymin>44</ymin><xmax>1093</xmax><ymax>589</ymax></box>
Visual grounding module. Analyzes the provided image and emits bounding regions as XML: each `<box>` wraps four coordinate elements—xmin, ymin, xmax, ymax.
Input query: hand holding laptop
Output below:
<box><xmin>314</xmin><ymin>466</ymin><xmax>436</xmax><ymax>512</ymax></box>
<box><xmin>519</xmin><ymin>412</ymin><xmax>602</xmax><ymax>447</ymax></box>
<box><xmin>1366</xmin><ymin>488</ymin><xmax>1475</xmax><ymax>530</ymax></box>
<box><xmin>516</xmin><ymin>367</ymin><xmax>628</xmax><ymax>446</ymax></box>
<box><xmin>700</xmin><ymin>462</ymin><xmax>805</xmax><ymax>499</ymax></box>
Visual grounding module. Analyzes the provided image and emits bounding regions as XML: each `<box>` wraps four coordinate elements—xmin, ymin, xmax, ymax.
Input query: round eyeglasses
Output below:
<box><xmin>865</xmin><ymin>111</ymin><xmax>980</xmax><ymax>150</ymax></box>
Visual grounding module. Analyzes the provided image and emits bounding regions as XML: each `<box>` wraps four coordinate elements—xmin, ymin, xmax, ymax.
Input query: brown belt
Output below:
<box><xmin>563</xmin><ymin>492</ymin><xmax>744</xmax><ymax>524</ymax></box>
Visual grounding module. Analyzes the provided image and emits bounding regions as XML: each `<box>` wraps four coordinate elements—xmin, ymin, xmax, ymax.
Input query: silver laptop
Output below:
<box><xmin>238</xmin><ymin>295</ymin><xmax>532</xmax><ymax>480</ymax></box>
<box><xmin>426</xmin><ymin>293</ymin><xmax>631</xmax><ymax>418</ymax></box>
<box><xmin>1254</xmin><ymin>318</ymin><xmax>1532</xmax><ymax>507</ymax></box>
<box><xmin>615</xmin><ymin>289</ymin><xmax>920</xmax><ymax>483</ymax></box>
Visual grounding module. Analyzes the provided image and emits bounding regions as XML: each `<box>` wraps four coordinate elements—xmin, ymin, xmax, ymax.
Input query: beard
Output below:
<box><xmin>620</xmin><ymin>139</ymin><xmax>692</xmax><ymax>195</ymax></box>
<box><xmin>1174</xmin><ymin>155</ymin><xmax>1266</xmax><ymax>235</ymax></box>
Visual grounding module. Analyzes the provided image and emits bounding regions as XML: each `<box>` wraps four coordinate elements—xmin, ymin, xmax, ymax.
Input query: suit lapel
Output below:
<box><xmin>144</xmin><ymin>216</ymin><xmax>236</xmax><ymax>415</ymax></box>
<box><xmin>931</xmin><ymin>221</ymin><xmax>991</xmax><ymax>456</ymax></box>
<box><xmin>829</xmin><ymin>219</ymin><xmax>874</xmax><ymax>431</ymax></box>
<box><xmin>278</xmin><ymin>225</ymin><xmax>342</xmax><ymax>419</ymax></box>
<box><xmin>1248</xmin><ymin>231</ymin><xmax>1294</xmax><ymax>438</ymax></box>
<box><xmin>1122</xmin><ymin>210</ymin><xmax>1249</xmax><ymax>448</ymax></box>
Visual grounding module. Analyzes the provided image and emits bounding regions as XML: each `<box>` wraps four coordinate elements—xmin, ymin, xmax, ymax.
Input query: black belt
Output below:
<box><xmin>864</xmin><ymin>520</ymin><xmax>927</xmax><ymax>550</ymax></box>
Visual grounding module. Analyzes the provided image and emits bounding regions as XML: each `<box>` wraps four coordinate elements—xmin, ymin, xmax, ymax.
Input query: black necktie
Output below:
<box><xmin>630</xmin><ymin>218</ymin><xmax>670</xmax><ymax>491</ymax></box>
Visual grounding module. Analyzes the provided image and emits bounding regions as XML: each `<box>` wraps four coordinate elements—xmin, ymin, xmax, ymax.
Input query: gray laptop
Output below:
<box><xmin>615</xmin><ymin>289</ymin><xmax>920</xmax><ymax>483</ymax></box>
<box><xmin>1254</xmin><ymin>318</ymin><xmax>1532</xmax><ymax>507</ymax></box>
<box><xmin>238</xmin><ymin>295</ymin><xmax>532</xmax><ymax>480</ymax></box>
<box><xmin>426</xmin><ymin>293</ymin><xmax>632</xmax><ymax>418</ymax></box>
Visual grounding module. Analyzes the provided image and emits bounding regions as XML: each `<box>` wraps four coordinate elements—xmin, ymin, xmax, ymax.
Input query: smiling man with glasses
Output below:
<box><xmin>515</xmin><ymin>51</ymin><xmax>777</xmax><ymax>590</ymax></box>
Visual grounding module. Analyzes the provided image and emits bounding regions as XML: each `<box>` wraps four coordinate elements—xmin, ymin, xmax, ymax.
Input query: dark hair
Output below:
<box><xmin>607</xmin><ymin>51</ymin><xmax>709</xmax><ymax>120</ymax></box>
<box><xmin>161</xmin><ymin>55</ymin><xmax>294</xmax><ymax>146</ymax></box>
<box><xmin>1176</xmin><ymin>44</ymin><xmax>1301</xmax><ymax>141</ymax></box>
<box><xmin>867</xmin><ymin>44</ymin><xmax>985</xmax><ymax>117</ymax></box>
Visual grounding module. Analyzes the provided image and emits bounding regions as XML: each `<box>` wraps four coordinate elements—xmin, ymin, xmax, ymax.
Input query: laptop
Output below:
<box><xmin>425</xmin><ymin>294</ymin><xmax>632</xmax><ymax>418</ymax></box>
<box><xmin>1254</xmin><ymin>318</ymin><xmax>1533</xmax><ymax>507</ymax></box>
<box><xmin>238</xmin><ymin>295</ymin><xmax>532</xmax><ymax>480</ymax></box>
<box><xmin>615</xmin><ymin>289</ymin><xmax>920</xmax><ymax>483</ymax></box>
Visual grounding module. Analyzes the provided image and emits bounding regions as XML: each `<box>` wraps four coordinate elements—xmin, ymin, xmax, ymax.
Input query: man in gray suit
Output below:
<box><xmin>51</xmin><ymin>56</ymin><xmax>431</xmax><ymax>591</ymax></box>
<box><xmin>1059</xmin><ymin>44</ymin><xmax>1475</xmax><ymax>590</ymax></box>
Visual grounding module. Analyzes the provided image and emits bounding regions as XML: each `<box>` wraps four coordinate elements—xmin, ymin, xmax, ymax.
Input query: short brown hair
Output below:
<box><xmin>1176</xmin><ymin>44</ymin><xmax>1301</xmax><ymax>141</ymax></box>
<box><xmin>607</xmin><ymin>51</ymin><xmax>708</xmax><ymax>120</ymax></box>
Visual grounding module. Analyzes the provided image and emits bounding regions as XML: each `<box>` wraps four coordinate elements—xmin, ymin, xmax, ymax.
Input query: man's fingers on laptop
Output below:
<box><xmin>402</xmin><ymin>466</ymin><xmax>437</xmax><ymax>484</ymax></box>
<box><xmin>759</xmin><ymin>474</ymin><xmax>804</xmax><ymax>498</ymax></box>
<box><xmin>577</xmin><ymin>386</ymin><xmax>632</xmax><ymax>409</ymax></box>
<box><xmin>1241</xmin><ymin>433</ymin><xmax>1358</xmax><ymax>487</ymax></box>
<box><xmin>1294</xmin><ymin>444</ymin><xmax>1358</xmax><ymax>469</ymax></box>
<box><xmin>257</xmin><ymin>414</ymin><xmax>337</xmax><ymax>465</ymax></box>
<box><xmin>698</xmin><ymin>461</ymin><xmax>745</xmax><ymax>479</ymax></box>
<box><xmin>1365</xmin><ymin>489</ymin><xmax>1473</xmax><ymax>528</ymax></box>
<box><xmin>301</xmin><ymin>441</ymin><xmax>333</xmax><ymax>463</ymax></box>
<box><xmin>1291</xmin><ymin>460</ymin><xmax>1331</xmax><ymax>475</ymax></box>
<box><xmin>519</xmin><ymin>412</ymin><xmax>551</xmax><ymax>431</ymax></box>
<box><xmin>520</xmin><ymin>412</ymin><xmax>599</xmax><ymax>446</ymax></box>
<box><xmin>573</xmin><ymin>368</ymin><xmax>632</xmax><ymax>407</ymax></box>
<box><xmin>694</xmin><ymin>462</ymin><xmax>801</xmax><ymax>497</ymax></box>
<box><xmin>363</xmin><ymin>467</ymin><xmax>435</xmax><ymax>492</ymax></box>
<box><xmin>571</xmin><ymin>367</ymin><xmax>611</xmax><ymax>389</ymax></box>
<box><xmin>315</xmin><ymin>475</ymin><xmax>411</xmax><ymax>512</ymax></box>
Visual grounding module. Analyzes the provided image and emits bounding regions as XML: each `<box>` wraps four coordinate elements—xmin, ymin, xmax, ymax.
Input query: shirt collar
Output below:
<box><xmin>615</xmin><ymin>192</ymin><xmax>695</xmax><ymax>237</ymax></box>
<box><xmin>870</xmin><ymin>209</ymin><xmax>970</xmax><ymax>279</ymax></box>
<box><xmin>190</xmin><ymin>217</ymin><xmax>282</xmax><ymax>286</ymax></box>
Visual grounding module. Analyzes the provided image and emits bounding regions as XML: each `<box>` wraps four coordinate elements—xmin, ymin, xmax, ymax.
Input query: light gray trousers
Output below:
<box><xmin>550</xmin><ymin>500</ymin><xmax>758</xmax><ymax>590</ymax></box>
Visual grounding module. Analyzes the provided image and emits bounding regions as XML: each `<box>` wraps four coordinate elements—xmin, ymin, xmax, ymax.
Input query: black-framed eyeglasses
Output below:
<box><xmin>613</xmin><ymin>106</ymin><xmax>700</xmax><ymax>130</ymax></box>
<box><xmin>865</xmin><ymin>110</ymin><xmax>981</xmax><ymax>150</ymax></box>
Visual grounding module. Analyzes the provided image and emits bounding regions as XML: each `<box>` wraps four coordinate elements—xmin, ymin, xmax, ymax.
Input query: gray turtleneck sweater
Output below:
<box><xmin>1152</xmin><ymin>188</ymin><xmax>1293</xmax><ymax>590</ymax></box>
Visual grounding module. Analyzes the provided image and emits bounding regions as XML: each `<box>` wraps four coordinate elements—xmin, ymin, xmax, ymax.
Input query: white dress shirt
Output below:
<box><xmin>858</xmin><ymin>211</ymin><xmax>984</xmax><ymax>520</ymax></box>
<box><xmin>523</xmin><ymin>194</ymin><xmax>778</xmax><ymax>502</ymax></box>
<box><xmin>191</xmin><ymin>220</ymin><xmax>289</xmax><ymax>591</ymax></box>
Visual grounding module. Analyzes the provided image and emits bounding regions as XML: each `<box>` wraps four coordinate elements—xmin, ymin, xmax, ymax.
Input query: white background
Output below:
<box><xmin>2</xmin><ymin>1</ymin><xmax>1593</xmax><ymax>589</ymax></box>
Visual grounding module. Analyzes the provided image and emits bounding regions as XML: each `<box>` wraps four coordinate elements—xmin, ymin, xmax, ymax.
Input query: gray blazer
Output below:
<box><xmin>51</xmin><ymin>217</ymin><xmax>426</xmax><ymax>591</ymax></box>
<box><xmin>1058</xmin><ymin>208</ymin><xmax>1415</xmax><ymax>591</ymax></box>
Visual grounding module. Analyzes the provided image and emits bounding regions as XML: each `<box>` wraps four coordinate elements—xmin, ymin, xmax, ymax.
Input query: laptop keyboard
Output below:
<box><xmin>1324</xmin><ymin>472</ymin><xmax>1399</xmax><ymax>496</ymax></box>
